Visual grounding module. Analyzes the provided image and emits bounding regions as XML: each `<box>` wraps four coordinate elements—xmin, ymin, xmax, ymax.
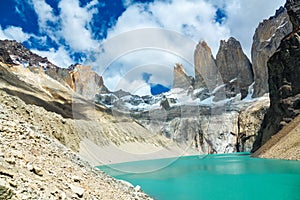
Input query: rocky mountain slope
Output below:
<box><xmin>0</xmin><ymin>90</ymin><xmax>151</xmax><ymax>199</ymax></box>
<box><xmin>0</xmin><ymin>40</ymin><xmax>191</xmax><ymax>199</ymax></box>
<box><xmin>251</xmin><ymin>7</ymin><xmax>292</xmax><ymax>97</ymax></box>
<box><xmin>252</xmin><ymin>0</ymin><xmax>300</xmax><ymax>160</ymax></box>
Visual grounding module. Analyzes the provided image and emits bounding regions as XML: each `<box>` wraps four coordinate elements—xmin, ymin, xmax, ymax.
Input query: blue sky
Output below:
<box><xmin>0</xmin><ymin>0</ymin><xmax>286</xmax><ymax>95</ymax></box>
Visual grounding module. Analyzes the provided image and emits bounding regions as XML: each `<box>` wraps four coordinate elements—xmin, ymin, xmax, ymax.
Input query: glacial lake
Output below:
<box><xmin>98</xmin><ymin>153</ymin><xmax>300</xmax><ymax>200</ymax></box>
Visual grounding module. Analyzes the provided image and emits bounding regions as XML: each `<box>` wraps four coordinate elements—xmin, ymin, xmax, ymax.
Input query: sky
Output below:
<box><xmin>0</xmin><ymin>0</ymin><xmax>286</xmax><ymax>95</ymax></box>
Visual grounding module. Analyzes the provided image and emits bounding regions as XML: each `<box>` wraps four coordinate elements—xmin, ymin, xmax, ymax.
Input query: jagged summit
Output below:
<box><xmin>0</xmin><ymin>39</ymin><xmax>57</xmax><ymax>69</ymax></box>
<box><xmin>270</xmin><ymin>6</ymin><xmax>285</xmax><ymax>20</ymax></box>
<box><xmin>172</xmin><ymin>63</ymin><xmax>193</xmax><ymax>89</ymax></box>
<box><xmin>216</xmin><ymin>37</ymin><xmax>253</xmax><ymax>99</ymax></box>
<box><xmin>194</xmin><ymin>40</ymin><xmax>219</xmax><ymax>90</ymax></box>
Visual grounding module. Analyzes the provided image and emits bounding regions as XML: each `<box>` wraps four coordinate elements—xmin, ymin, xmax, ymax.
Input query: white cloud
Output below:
<box><xmin>224</xmin><ymin>0</ymin><xmax>286</xmax><ymax>57</ymax></box>
<box><xmin>122</xmin><ymin>0</ymin><xmax>134</xmax><ymax>8</ymax></box>
<box><xmin>104</xmin><ymin>73</ymin><xmax>152</xmax><ymax>96</ymax></box>
<box><xmin>107</xmin><ymin>0</ymin><xmax>231</xmax><ymax>55</ymax></box>
<box><xmin>29</xmin><ymin>0</ymin><xmax>100</xmax><ymax>52</ymax></box>
<box><xmin>32</xmin><ymin>47</ymin><xmax>73</xmax><ymax>68</ymax></box>
<box><xmin>0</xmin><ymin>26</ymin><xmax>31</xmax><ymax>42</ymax></box>
<box><xmin>58</xmin><ymin>0</ymin><xmax>99</xmax><ymax>51</ymax></box>
<box><xmin>88</xmin><ymin>28</ymin><xmax>197</xmax><ymax>95</ymax></box>
<box><xmin>26</xmin><ymin>0</ymin><xmax>103</xmax><ymax>67</ymax></box>
<box><xmin>3</xmin><ymin>0</ymin><xmax>287</xmax><ymax>96</ymax></box>
<box><xmin>29</xmin><ymin>0</ymin><xmax>58</xmax><ymax>31</ymax></box>
<box><xmin>96</xmin><ymin>0</ymin><xmax>287</xmax><ymax>95</ymax></box>
<box><xmin>94</xmin><ymin>0</ymin><xmax>231</xmax><ymax>94</ymax></box>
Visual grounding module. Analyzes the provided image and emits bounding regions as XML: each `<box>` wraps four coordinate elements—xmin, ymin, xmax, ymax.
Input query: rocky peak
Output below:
<box><xmin>172</xmin><ymin>63</ymin><xmax>192</xmax><ymax>89</ymax></box>
<box><xmin>251</xmin><ymin>7</ymin><xmax>292</xmax><ymax>97</ymax></box>
<box><xmin>0</xmin><ymin>39</ymin><xmax>108</xmax><ymax>99</ymax></box>
<box><xmin>216</xmin><ymin>37</ymin><xmax>253</xmax><ymax>99</ymax></box>
<box><xmin>194</xmin><ymin>41</ymin><xmax>220</xmax><ymax>90</ymax></box>
<box><xmin>0</xmin><ymin>40</ymin><xmax>57</xmax><ymax>69</ymax></box>
<box><xmin>69</xmin><ymin>64</ymin><xmax>108</xmax><ymax>98</ymax></box>
<box><xmin>252</xmin><ymin>1</ymin><xmax>300</xmax><ymax>152</ymax></box>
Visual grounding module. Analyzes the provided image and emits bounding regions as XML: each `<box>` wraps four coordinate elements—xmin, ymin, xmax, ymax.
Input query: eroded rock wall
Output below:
<box><xmin>251</xmin><ymin>7</ymin><xmax>292</xmax><ymax>97</ymax></box>
<box><xmin>252</xmin><ymin>1</ymin><xmax>300</xmax><ymax>152</ymax></box>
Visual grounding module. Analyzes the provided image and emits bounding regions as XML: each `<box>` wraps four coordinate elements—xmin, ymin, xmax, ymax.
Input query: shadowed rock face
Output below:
<box><xmin>251</xmin><ymin>7</ymin><xmax>292</xmax><ymax>98</ymax></box>
<box><xmin>194</xmin><ymin>41</ymin><xmax>220</xmax><ymax>90</ymax></box>
<box><xmin>286</xmin><ymin>0</ymin><xmax>300</xmax><ymax>30</ymax></box>
<box><xmin>216</xmin><ymin>37</ymin><xmax>253</xmax><ymax>99</ymax></box>
<box><xmin>252</xmin><ymin>1</ymin><xmax>300</xmax><ymax>152</ymax></box>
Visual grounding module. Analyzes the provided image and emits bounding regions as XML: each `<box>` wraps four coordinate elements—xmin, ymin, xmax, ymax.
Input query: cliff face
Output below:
<box><xmin>216</xmin><ymin>37</ymin><xmax>254</xmax><ymax>99</ymax></box>
<box><xmin>286</xmin><ymin>0</ymin><xmax>300</xmax><ymax>30</ymax></box>
<box><xmin>133</xmin><ymin>96</ymin><xmax>269</xmax><ymax>154</ymax></box>
<box><xmin>251</xmin><ymin>7</ymin><xmax>292</xmax><ymax>97</ymax></box>
<box><xmin>69</xmin><ymin>64</ymin><xmax>108</xmax><ymax>99</ymax></box>
<box><xmin>252</xmin><ymin>1</ymin><xmax>300</xmax><ymax>152</ymax></box>
<box><xmin>194</xmin><ymin>41</ymin><xmax>220</xmax><ymax>90</ymax></box>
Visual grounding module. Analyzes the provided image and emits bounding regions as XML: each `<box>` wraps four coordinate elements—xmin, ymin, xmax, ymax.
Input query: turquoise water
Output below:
<box><xmin>98</xmin><ymin>153</ymin><xmax>300</xmax><ymax>200</ymax></box>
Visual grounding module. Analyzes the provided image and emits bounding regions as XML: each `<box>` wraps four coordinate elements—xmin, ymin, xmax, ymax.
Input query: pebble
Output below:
<box><xmin>72</xmin><ymin>176</ymin><xmax>81</xmax><ymax>183</ymax></box>
<box><xmin>69</xmin><ymin>184</ymin><xmax>85</xmax><ymax>198</ymax></box>
<box><xmin>5</xmin><ymin>157</ymin><xmax>16</xmax><ymax>165</ymax></box>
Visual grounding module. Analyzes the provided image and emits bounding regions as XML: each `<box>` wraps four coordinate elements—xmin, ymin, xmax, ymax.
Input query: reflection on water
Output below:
<box><xmin>98</xmin><ymin>153</ymin><xmax>300</xmax><ymax>200</ymax></box>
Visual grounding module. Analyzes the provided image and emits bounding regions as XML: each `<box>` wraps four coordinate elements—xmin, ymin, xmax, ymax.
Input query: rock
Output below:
<box><xmin>134</xmin><ymin>185</ymin><xmax>141</xmax><ymax>192</ymax></box>
<box><xmin>216</xmin><ymin>37</ymin><xmax>254</xmax><ymax>99</ymax></box>
<box><xmin>237</xmin><ymin>98</ymin><xmax>269</xmax><ymax>152</ymax></box>
<box><xmin>285</xmin><ymin>0</ymin><xmax>300</xmax><ymax>30</ymax></box>
<box><xmin>72</xmin><ymin>176</ymin><xmax>81</xmax><ymax>183</ymax></box>
<box><xmin>11</xmin><ymin>105</ymin><xmax>17</xmax><ymax>109</ymax></box>
<box><xmin>194</xmin><ymin>41</ymin><xmax>220</xmax><ymax>90</ymax></box>
<box><xmin>0</xmin><ymin>180</ymin><xmax>14</xmax><ymax>200</ymax></box>
<box><xmin>27</xmin><ymin>163</ymin><xmax>43</xmax><ymax>176</ymax></box>
<box><xmin>12</xmin><ymin>150</ymin><xmax>23</xmax><ymax>159</ymax></box>
<box><xmin>8</xmin><ymin>181</ymin><xmax>17</xmax><ymax>188</ymax></box>
<box><xmin>0</xmin><ymin>168</ymin><xmax>14</xmax><ymax>179</ymax></box>
<box><xmin>251</xmin><ymin>7</ymin><xmax>292</xmax><ymax>97</ymax></box>
<box><xmin>61</xmin><ymin>118</ymin><xmax>66</xmax><ymax>124</ymax></box>
<box><xmin>5</xmin><ymin>157</ymin><xmax>16</xmax><ymax>165</ymax></box>
<box><xmin>32</xmin><ymin>166</ymin><xmax>43</xmax><ymax>176</ymax></box>
<box><xmin>69</xmin><ymin>184</ymin><xmax>85</xmax><ymax>198</ymax></box>
<box><xmin>172</xmin><ymin>63</ymin><xmax>193</xmax><ymax>89</ymax></box>
<box><xmin>61</xmin><ymin>191</ymin><xmax>67</xmax><ymax>200</ymax></box>
<box><xmin>0</xmin><ymin>47</ymin><xmax>13</xmax><ymax>64</ymax></box>
<box><xmin>252</xmin><ymin>1</ymin><xmax>300</xmax><ymax>152</ymax></box>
